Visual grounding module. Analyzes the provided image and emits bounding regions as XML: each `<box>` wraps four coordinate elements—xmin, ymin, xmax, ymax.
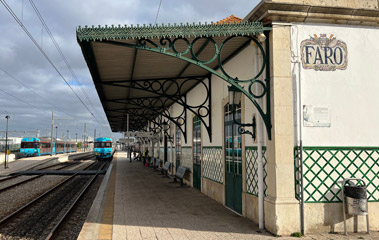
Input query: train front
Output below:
<box><xmin>94</xmin><ymin>137</ymin><xmax>113</xmax><ymax>160</ymax></box>
<box><xmin>20</xmin><ymin>138</ymin><xmax>40</xmax><ymax>157</ymax></box>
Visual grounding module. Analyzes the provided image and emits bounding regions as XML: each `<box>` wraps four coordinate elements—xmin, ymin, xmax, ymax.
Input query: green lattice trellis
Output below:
<box><xmin>246</xmin><ymin>146</ymin><xmax>267</xmax><ymax>197</ymax></box>
<box><xmin>295</xmin><ymin>147</ymin><xmax>379</xmax><ymax>203</ymax></box>
<box><xmin>294</xmin><ymin>147</ymin><xmax>301</xmax><ymax>200</ymax></box>
<box><xmin>203</xmin><ymin>147</ymin><xmax>223</xmax><ymax>183</ymax></box>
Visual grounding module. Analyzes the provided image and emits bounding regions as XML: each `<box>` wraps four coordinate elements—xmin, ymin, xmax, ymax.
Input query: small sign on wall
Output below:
<box><xmin>303</xmin><ymin>105</ymin><xmax>331</xmax><ymax>127</ymax></box>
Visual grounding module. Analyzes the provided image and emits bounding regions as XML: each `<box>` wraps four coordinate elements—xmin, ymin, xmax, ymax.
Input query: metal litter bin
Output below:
<box><xmin>344</xmin><ymin>185</ymin><xmax>367</xmax><ymax>215</ymax></box>
<box><xmin>342</xmin><ymin>178</ymin><xmax>369</xmax><ymax>235</ymax></box>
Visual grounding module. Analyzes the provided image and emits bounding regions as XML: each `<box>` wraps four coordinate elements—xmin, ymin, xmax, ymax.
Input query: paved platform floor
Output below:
<box><xmin>81</xmin><ymin>152</ymin><xmax>379</xmax><ymax>240</ymax></box>
<box><xmin>0</xmin><ymin>154</ymin><xmax>56</xmax><ymax>176</ymax></box>
<box><xmin>0</xmin><ymin>151</ymin><xmax>91</xmax><ymax>176</ymax></box>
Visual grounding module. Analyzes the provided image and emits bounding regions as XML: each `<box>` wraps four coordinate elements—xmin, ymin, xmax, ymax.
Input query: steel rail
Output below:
<box><xmin>0</xmin><ymin>175</ymin><xmax>18</xmax><ymax>183</ymax></box>
<box><xmin>0</xmin><ymin>161</ymin><xmax>98</xmax><ymax>226</ymax></box>
<box><xmin>0</xmin><ymin>162</ymin><xmax>81</xmax><ymax>192</ymax></box>
<box><xmin>0</xmin><ymin>159</ymin><xmax>59</xmax><ymax>179</ymax></box>
<box><xmin>0</xmin><ymin>174</ymin><xmax>77</xmax><ymax>226</ymax></box>
<box><xmin>45</xmin><ymin>162</ymin><xmax>108</xmax><ymax>240</ymax></box>
<box><xmin>23</xmin><ymin>156</ymin><xmax>60</xmax><ymax>171</ymax></box>
<box><xmin>36</xmin><ymin>161</ymin><xmax>78</xmax><ymax>171</ymax></box>
<box><xmin>0</xmin><ymin>175</ymin><xmax>43</xmax><ymax>193</ymax></box>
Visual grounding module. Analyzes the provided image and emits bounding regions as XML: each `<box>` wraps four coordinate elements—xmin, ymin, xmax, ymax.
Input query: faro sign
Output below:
<box><xmin>301</xmin><ymin>34</ymin><xmax>348</xmax><ymax>71</ymax></box>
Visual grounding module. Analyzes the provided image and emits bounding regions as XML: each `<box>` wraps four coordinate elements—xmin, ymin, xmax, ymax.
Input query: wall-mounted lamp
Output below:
<box><xmin>228</xmin><ymin>85</ymin><xmax>256</xmax><ymax>141</ymax></box>
<box><xmin>258</xmin><ymin>33</ymin><xmax>266</xmax><ymax>43</ymax></box>
<box><xmin>228</xmin><ymin>85</ymin><xmax>243</xmax><ymax>106</ymax></box>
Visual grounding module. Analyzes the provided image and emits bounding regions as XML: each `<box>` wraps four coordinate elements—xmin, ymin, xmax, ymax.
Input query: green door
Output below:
<box><xmin>224</xmin><ymin>103</ymin><xmax>242</xmax><ymax>214</ymax></box>
<box><xmin>193</xmin><ymin>116</ymin><xmax>201</xmax><ymax>190</ymax></box>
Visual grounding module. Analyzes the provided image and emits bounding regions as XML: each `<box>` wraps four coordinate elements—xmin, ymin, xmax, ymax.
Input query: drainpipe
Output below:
<box><xmin>257</xmin><ymin>107</ymin><xmax>264</xmax><ymax>229</ymax></box>
<box><xmin>290</xmin><ymin>24</ymin><xmax>305</xmax><ymax>235</ymax></box>
<box><xmin>298</xmin><ymin>60</ymin><xmax>305</xmax><ymax>235</ymax></box>
<box><xmin>255</xmin><ymin>43</ymin><xmax>264</xmax><ymax>230</ymax></box>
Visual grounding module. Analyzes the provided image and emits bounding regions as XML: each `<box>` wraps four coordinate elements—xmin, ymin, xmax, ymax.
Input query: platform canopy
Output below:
<box><xmin>77</xmin><ymin>21</ymin><xmax>271</xmax><ymax>141</ymax></box>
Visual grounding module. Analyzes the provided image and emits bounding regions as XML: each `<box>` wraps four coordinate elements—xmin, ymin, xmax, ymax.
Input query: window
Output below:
<box><xmin>41</xmin><ymin>142</ymin><xmax>50</xmax><ymax>148</ymax></box>
<box><xmin>21</xmin><ymin>142</ymin><xmax>39</xmax><ymax>148</ymax></box>
<box><xmin>224</xmin><ymin>103</ymin><xmax>242</xmax><ymax>175</ymax></box>
<box><xmin>95</xmin><ymin>142</ymin><xmax>112</xmax><ymax>148</ymax></box>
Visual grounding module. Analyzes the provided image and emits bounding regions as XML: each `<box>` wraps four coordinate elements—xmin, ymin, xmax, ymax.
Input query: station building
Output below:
<box><xmin>77</xmin><ymin>0</ymin><xmax>379</xmax><ymax>235</ymax></box>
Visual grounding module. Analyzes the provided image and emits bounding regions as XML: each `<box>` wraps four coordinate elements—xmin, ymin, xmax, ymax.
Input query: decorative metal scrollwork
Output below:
<box><xmin>104</xmin><ymin>31</ymin><xmax>271</xmax><ymax>139</ymax></box>
<box><xmin>110</xmin><ymin>97</ymin><xmax>187</xmax><ymax>140</ymax></box>
<box><xmin>237</xmin><ymin>116</ymin><xmax>257</xmax><ymax>141</ymax></box>
<box><xmin>103</xmin><ymin>76</ymin><xmax>212</xmax><ymax>143</ymax></box>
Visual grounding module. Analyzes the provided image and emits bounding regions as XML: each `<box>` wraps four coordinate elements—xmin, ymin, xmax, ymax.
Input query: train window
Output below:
<box><xmin>21</xmin><ymin>142</ymin><xmax>36</xmax><ymax>148</ymax></box>
<box><xmin>42</xmin><ymin>143</ymin><xmax>51</xmax><ymax>148</ymax></box>
<box><xmin>95</xmin><ymin>142</ymin><xmax>112</xmax><ymax>148</ymax></box>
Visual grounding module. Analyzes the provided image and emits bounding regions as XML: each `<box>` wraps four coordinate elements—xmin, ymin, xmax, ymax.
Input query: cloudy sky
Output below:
<box><xmin>0</xmin><ymin>0</ymin><xmax>260</xmax><ymax>140</ymax></box>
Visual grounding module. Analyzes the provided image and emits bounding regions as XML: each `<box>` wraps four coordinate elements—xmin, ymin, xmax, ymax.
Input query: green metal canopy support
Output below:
<box><xmin>77</xmin><ymin>22</ymin><xmax>272</xmax><ymax>139</ymax></box>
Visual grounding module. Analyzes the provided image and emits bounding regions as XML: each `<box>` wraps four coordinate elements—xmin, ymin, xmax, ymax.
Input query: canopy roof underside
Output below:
<box><xmin>77</xmin><ymin>22</ymin><xmax>268</xmax><ymax>132</ymax></box>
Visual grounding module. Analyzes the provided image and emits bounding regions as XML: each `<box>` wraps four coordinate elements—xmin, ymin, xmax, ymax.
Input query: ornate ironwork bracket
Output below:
<box><xmin>102</xmin><ymin>31</ymin><xmax>271</xmax><ymax>139</ymax></box>
<box><xmin>102</xmin><ymin>76</ymin><xmax>212</xmax><ymax>143</ymax></box>
<box><xmin>107</xmin><ymin>97</ymin><xmax>188</xmax><ymax>142</ymax></box>
<box><xmin>234</xmin><ymin>113</ymin><xmax>257</xmax><ymax>141</ymax></box>
<box><xmin>77</xmin><ymin>23</ymin><xmax>271</xmax><ymax>139</ymax></box>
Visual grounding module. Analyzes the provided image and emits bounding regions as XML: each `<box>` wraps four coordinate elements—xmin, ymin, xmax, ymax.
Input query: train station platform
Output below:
<box><xmin>79</xmin><ymin>152</ymin><xmax>379</xmax><ymax>240</ymax></box>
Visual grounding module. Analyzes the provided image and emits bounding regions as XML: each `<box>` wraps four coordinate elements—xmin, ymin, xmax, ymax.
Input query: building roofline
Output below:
<box><xmin>244</xmin><ymin>0</ymin><xmax>379</xmax><ymax>27</ymax></box>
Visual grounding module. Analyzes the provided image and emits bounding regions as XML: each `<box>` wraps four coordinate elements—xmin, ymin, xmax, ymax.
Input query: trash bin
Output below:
<box><xmin>342</xmin><ymin>178</ymin><xmax>370</xmax><ymax>235</ymax></box>
<box><xmin>344</xmin><ymin>184</ymin><xmax>368</xmax><ymax>215</ymax></box>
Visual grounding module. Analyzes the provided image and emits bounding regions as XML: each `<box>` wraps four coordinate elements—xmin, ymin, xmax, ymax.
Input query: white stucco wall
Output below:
<box><xmin>209</xmin><ymin>42</ymin><xmax>268</xmax><ymax>147</ymax></box>
<box><xmin>291</xmin><ymin>22</ymin><xmax>379</xmax><ymax>233</ymax></box>
<box><xmin>168</xmin><ymin>40</ymin><xmax>267</xmax><ymax>148</ymax></box>
<box><xmin>292</xmin><ymin>23</ymin><xmax>379</xmax><ymax>146</ymax></box>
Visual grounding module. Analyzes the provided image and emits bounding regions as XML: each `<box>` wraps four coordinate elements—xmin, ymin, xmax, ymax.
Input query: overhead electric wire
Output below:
<box><xmin>0</xmin><ymin>0</ymin><xmax>102</xmax><ymax>125</ymax></box>
<box><xmin>0</xmin><ymin>67</ymin><xmax>75</xmax><ymax>119</ymax></box>
<box><xmin>154</xmin><ymin>0</ymin><xmax>163</xmax><ymax>24</ymax></box>
<box><xmin>0</xmin><ymin>88</ymin><xmax>52</xmax><ymax>119</ymax></box>
<box><xmin>28</xmin><ymin>0</ymin><xmax>102</xmax><ymax>120</ymax></box>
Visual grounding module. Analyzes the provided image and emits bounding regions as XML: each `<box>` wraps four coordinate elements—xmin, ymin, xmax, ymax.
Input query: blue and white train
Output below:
<box><xmin>94</xmin><ymin>137</ymin><xmax>113</xmax><ymax>160</ymax></box>
<box><xmin>20</xmin><ymin>137</ymin><xmax>77</xmax><ymax>157</ymax></box>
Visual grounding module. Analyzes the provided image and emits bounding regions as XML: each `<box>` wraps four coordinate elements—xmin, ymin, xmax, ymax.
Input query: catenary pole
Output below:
<box><xmin>50</xmin><ymin>110</ymin><xmax>54</xmax><ymax>156</ymax></box>
<box><xmin>4</xmin><ymin>115</ymin><xmax>10</xmax><ymax>169</ymax></box>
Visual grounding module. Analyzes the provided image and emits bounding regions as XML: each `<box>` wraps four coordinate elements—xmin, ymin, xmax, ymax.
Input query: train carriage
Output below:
<box><xmin>94</xmin><ymin>137</ymin><xmax>113</xmax><ymax>160</ymax></box>
<box><xmin>20</xmin><ymin>137</ymin><xmax>54</xmax><ymax>156</ymax></box>
<box><xmin>20</xmin><ymin>137</ymin><xmax>77</xmax><ymax>157</ymax></box>
<box><xmin>39</xmin><ymin>138</ymin><xmax>54</xmax><ymax>155</ymax></box>
<box><xmin>20</xmin><ymin>137</ymin><xmax>41</xmax><ymax>157</ymax></box>
<box><xmin>55</xmin><ymin>140</ymin><xmax>65</xmax><ymax>154</ymax></box>
<box><xmin>64</xmin><ymin>141</ymin><xmax>77</xmax><ymax>153</ymax></box>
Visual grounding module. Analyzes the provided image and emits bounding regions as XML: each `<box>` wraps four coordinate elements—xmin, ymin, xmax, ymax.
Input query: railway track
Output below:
<box><xmin>0</xmin><ymin>160</ymin><xmax>108</xmax><ymax>240</ymax></box>
<box><xmin>0</xmin><ymin>162</ymin><xmax>82</xmax><ymax>193</ymax></box>
<box><xmin>0</xmin><ymin>159</ymin><xmax>82</xmax><ymax>183</ymax></box>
